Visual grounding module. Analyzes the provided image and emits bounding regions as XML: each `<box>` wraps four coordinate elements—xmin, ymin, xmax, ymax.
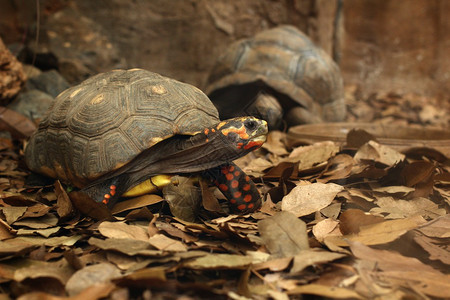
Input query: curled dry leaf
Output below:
<box><xmin>287</xmin><ymin>141</ymin><xmax>339</xmax><ymax>170</ymax></box>
<box><xmin>312</xmin><ymin>218</ymin><xmax>340</xmax><ymax>242</ymax></box>
<box><xmin>354</xmin><ymin>140</ymin><xmax>405</xmax><ymax>166</ymax></box>
<box><xmin>339</xmin><ymin>209</ymin><xmax>384</xmax><ymax>235</ymax></box>
<box><xmin>282</xmin><ymin>182</ymin><xmax>344</xmax><ymax>217</ymax></box>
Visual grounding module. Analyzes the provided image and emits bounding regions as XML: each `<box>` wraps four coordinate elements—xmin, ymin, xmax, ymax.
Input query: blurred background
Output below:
<box><xmin>0</xmin><ymin>0</ymin><xmax>449</xmax><ymax>108</ymax></box>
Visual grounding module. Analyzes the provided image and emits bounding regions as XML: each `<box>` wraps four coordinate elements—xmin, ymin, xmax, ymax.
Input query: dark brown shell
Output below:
<box><xmin>25</xmin><ymin>69</ymin><xmax>219</xmax><ymax>188</ymax></box>
<box><xmin>206</xmin><ymin>25</ymin><xmax>346</xmax><ymax>122</ymax></box>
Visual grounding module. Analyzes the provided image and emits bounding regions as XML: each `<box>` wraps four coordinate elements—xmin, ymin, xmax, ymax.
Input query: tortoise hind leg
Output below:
<box><xmin>80</xmin><ymin>175</ymin><xmax>129</xmax><ymax>207</ymax></box>
<box><xmin>203</xmin><ymin>163</ymin><xmax>262</xmax><ymax>214</ymax></box>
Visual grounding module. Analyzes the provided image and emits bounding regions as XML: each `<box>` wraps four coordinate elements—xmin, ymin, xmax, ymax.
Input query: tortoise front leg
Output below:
<box><xmin>203</xmin><ymin>163</ymin><xmax>262</xmax><ymax>214</ymax></box>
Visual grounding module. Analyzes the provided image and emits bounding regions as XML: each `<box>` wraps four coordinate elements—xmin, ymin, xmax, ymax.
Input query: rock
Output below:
<box><xmin>43</xmin><ymin>4</ymin><xmax>125</xmax><ymax>83</ymax></box>
<box><xmin>8</xmin><ymin>89</ymin><xmax>54</xmax><ymax>121</ymax></box>
<box><xmin>25</xmin><ymin>69</ymin><xmax>70</xmax><ymax>98</ymax></box>
<box><xmin>0</xmin><ymin>37</ymin><xmax>26</xmax><ymax>102</ymax></box>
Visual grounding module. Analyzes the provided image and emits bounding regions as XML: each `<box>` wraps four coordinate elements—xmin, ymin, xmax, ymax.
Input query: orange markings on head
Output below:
<box><xmin>205</xmin><ymin>138</ymin><xmax>209</xmax><ymax>143</ymax></box>
<box><xmin>221</xmin><ymin>124</ymin><xmax>249</xmax><ymax>140</ymax></box>
<box><xmin>102</xmin><ymin>199</ymin><xmax>109</xmax><ymax>204</ymax></box>
<box><xmin>104</xmin><ymin>194</ymin><xmax>111</xmax><ymax>199</ymax></box>
<box><xmin>234</xmin><ymin>170</ymin><xmax>241</xmax><ymax>176</ymax></box>
<box><xmin>211</xmin><ymin>128</ymin><xmax>215</xmax><ymax>132</ymax></box>
<box><xmin>204</xmin><ymin>128</ymin><xmax>209</xmax><ymax>135</ymax></box>
<box><xmin>225</xmin><ymin>173</ymin><xmax>234</xmax><ymax>181</ymax></box>
<box><xmin>237</xmin><ymin>204</ymin><xmax>247</xmax><ymax>211</ymax></box>
<box><xmin>244</xmin><ymin>194</ymin><xmax>252</xmax><ymax>202</ymax></box>
<box><xmin>234</xmin><ymin>191</ymin><xmax>242</xmax><ymax>198</ymax></box>
<box><xmin>230</xmin><ymin>199</ymin><xmax>237</xmax><ymax>204</ymax></box>
<box><xmin>218</xmin><ymin>183</ymin><xmax>228</xmax><ymax>191</ymax></box>
<box><xmin>110</xmin><ymin>185</ymin><xmax>116</xmax><ymax>190</ymax></box>
<box><xmin>228</xmin><ymin>165</ymin><xmax>235</xmax><ymax>172</ymax></box>
<box><xmin>216</xmin><ymin>121</ymin><xmax>227</xmax><ymax>130</ymax></box>
<box><xmin>243</xmin><ymin>184</ymin><xmax>251</xmax><ymax>191</ymax></box>
<box><xmin>243</xmin><ymin>140</ymin><xmax>264</xmax><ymax>150</ymax></box>
<box><xmin>110</xmin><ymin>190</ymin><xmax>116</xmax><ymax>196</ymax></box>
<box><xmin>231</xmin><ymin>180</ymin><xmax>239</xmax><ymax>189</ymax></box>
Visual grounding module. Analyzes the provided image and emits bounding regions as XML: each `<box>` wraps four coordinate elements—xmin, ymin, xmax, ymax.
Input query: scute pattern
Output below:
<box><xmin>206</xmin><ymin>25</ymin><xmax>345</xmax><ymax>122</ymax></box>
<box><xmin>25</xmin><ymin>69</ymin><xmax>220</xmax><ymax>187</ymax></box>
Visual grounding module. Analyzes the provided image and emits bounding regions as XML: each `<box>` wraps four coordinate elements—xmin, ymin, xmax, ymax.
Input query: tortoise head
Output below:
<box><xmin>213</xmin><ymin>116</ymin><xmax>268</xmax><ymax>153</ymax></box>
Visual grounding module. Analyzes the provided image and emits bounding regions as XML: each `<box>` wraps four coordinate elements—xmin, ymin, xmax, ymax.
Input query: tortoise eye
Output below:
<box><xmin>244</xmin><ymin>119</ymin><xmax>258</xmax><ymax>131</ymax></box>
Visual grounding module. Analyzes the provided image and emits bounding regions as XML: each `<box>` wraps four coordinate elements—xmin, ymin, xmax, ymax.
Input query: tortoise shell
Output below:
<box><xmin>205</xmin><ymin>25</ymin><xmax>346</xmax><ymax>123</ymax></box>
<box><xmin>25</xmin><ymin>69</ymin><xmax>220</xmax><ymax>188</ymax></box>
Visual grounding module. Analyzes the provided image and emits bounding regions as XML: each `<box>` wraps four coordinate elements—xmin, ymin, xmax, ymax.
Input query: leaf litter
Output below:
<box><xmin>0</xmin><ymin>91</ymin><xmax>449</xmax><ymax>299</ymax></box>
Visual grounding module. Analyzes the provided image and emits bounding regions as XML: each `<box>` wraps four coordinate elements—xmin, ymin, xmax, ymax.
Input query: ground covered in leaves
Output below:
<box><xmin>0</xmin><ymin>90</ymin><xmax>449</xmax><ymax>299</ymax></box>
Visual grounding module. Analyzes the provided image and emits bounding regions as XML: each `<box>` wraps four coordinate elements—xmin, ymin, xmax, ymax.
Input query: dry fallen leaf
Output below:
<box><xmin>65</xmin><ymin>263</ymin><xmax>122</xmax><ymax>296</ymax></box>
<box><xmin>98</xmin><ymin>221</ymin><xmax>149</xmax><ymax>241</ymax></box>
<box><xmin>281</xmin><ymin>182</ymin><xmax>344</xmax><ymax>217</ymax></box>
<box><xmin>349</xmin><ymin>241</ymin><xmax>450</xmax><ymax>298</ymax></box>
<box><xmin>258</xmin><ymin>211</ymin><xmax>309</xmax><ymax>257</ymax></box>
<box><xmin>354</xmin><ymin>140</ymin><xmax>405</xmax><ymax>166</ymax></box>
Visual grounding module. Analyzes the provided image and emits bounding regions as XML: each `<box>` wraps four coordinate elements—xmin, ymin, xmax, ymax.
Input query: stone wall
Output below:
<box><xmin>0</xmin><ymin>0</ymin><xmax>448</xmax><ymax>100</ymax></box>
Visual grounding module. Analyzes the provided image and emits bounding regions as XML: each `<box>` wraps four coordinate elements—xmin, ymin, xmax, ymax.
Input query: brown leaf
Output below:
<box><xmin>1</xmin><ymin>206</ymin><xmax>27</xmax><ymax>224</ymax></box>
<box><xmin>312</xmin><ymin>218</ymin><xmax>340</xmax><ymax>242</ymax></box>
<box><xmin>183</xmin><ymin>253</ymin><xmax>253</xmax><ymax>269</ymax></box>
<box><xmin>69</xmin><ymin>191</ymin><xmax>116</xmax><ymax>221</ymax></box>
<box><xmin>339</xmin><ymin>209</ymin><xmax>385</xmax><ymax>235</ymax></box>
<box><xmin>326</xmin><ymin>215</ymin><xmax>427</xmax><ymax>247</ymax></box>
<box><xmin>0</xmin><ymin>107</ymin><xmax>37</xmax><ymax>139</ymax></box>
<box><xmin>0</xmin><ymin>218</ymin><xmax>15</xmax><ymax>240</ymax></box>
<box><xmin>111</xmin><ymin>194</ymin><xmax>163</xmax><ymax>215</ymax></box>
<box><xmin>402</xmin><ymin>161</ymin><xmax>435</xmax><ymax>187</ymax></box>
<box><xmin>354</xmin><ymin>141</ymin><xmax>405</xmax><ymax>166</ymax></box>
<box><xmin>148</xmin><ymin>233</ymin><xmax>187</xmax><ymax>252</ymax></box>
<box><xmin>54</xmin><ymin>180</ymin><xmax>74</xmax><ymax>220</ymax></box>
<box><xmin>261</xmin><ymin>131</ymin><xmax>289</xmax><ymax>156</ymax></box>
<box><xmin>413</xmin><ymin>233</ymin><xmax>450</xmax><ymax>265</ymax></box>
<box><xmin>346</xmin><ymin>128</ymin><xmax>377</xmax><ymax>149</ymax></box>
<box><xmin>370</xmin><ymin>196</ymin><xmax>446</xmax><ymax>219</ymax></box>
<box><xmin>0</xmin><ymin>238</ymin><xmax>36</xmax><ymax>258</ymax></box>
<box><xmin>288</xmin><ymin>283</ymin><xmax>363</xmax><ymax>299</ymax></box>
<box><xmin>317</xmin><ymin>154</ymin><xmax>355</xmax><ymax>183</ymax></box>
<box><xmin>98</xmin><ymin>221</ymin><xmax>149</xmax><ymax>241</ymax></box>
<box><xmin>349</xmin><ymin>241</ymin><xmax>450</xmax><ymax>298</ymax></box>
<box><xmin>287</xmin><ymin>141</ymin><xmax>339</xmax><ymax>171</ymax></box>
<box><xmin>115</xmin><ymin>267</ymin><xmax>166</xmax><ymax>286</ymax></box>
<box><xmin>416</xmin><ymin>215</ymin><xmax>450</xmax><ymax>238</ymax></box>
<box><xmin>291</xmin><ymin>249</ymin><xmax>346</xmax><ymax>273</ymax></box>
<box><xmin>258</xmin><ymin>211</ymin><xmax>309</xmax><ymax>257</ymax></box>
<box><xmin>66</xmin><ymin>263</ymin><xmax>121</xmax><ymax>296</ymax></box>
<box><xmin>281</xmin><ymin>182</ymin><xmax>344</xmax><ymax>217</ymax></box>
<box><xmin>13</xmin><ymin>258</ymin><xmax>74</xmax><ymax>286</ymax></box>
<box><xmin>199</xmin><ymin>179</ymin><xmax>223</xmax><ymax>213</ymax></box>
<box><xmin>88</xmin><ymin>237</ymin><xmax>163</xmax><ymax>257</ymax></box>
<box><xmin>13</xmin><ymin>214</ymin><xmax>59</xmax><ymax>229</ymax></box>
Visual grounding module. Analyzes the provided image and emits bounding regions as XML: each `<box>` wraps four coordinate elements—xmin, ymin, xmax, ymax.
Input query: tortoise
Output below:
<box><xmin>25</xmin><ymin>69</ymin><xmax>268</xmax><ymax>214</ymax></box>
<box><xmin>205</xmin><ymin>25</ymin><xmax>346</xmax><ymax>129</ymax></box>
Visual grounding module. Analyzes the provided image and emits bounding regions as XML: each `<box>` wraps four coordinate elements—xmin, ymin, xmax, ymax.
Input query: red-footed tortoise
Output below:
<box><xmin>25</xmin><ymin>69</ymin><xmax>268</xmax><ymax>214</ymax></box>
<box><xmin>205</xmin><ymin>25</ymin><xmax>346</xmax><ymax>129</ymax></box>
